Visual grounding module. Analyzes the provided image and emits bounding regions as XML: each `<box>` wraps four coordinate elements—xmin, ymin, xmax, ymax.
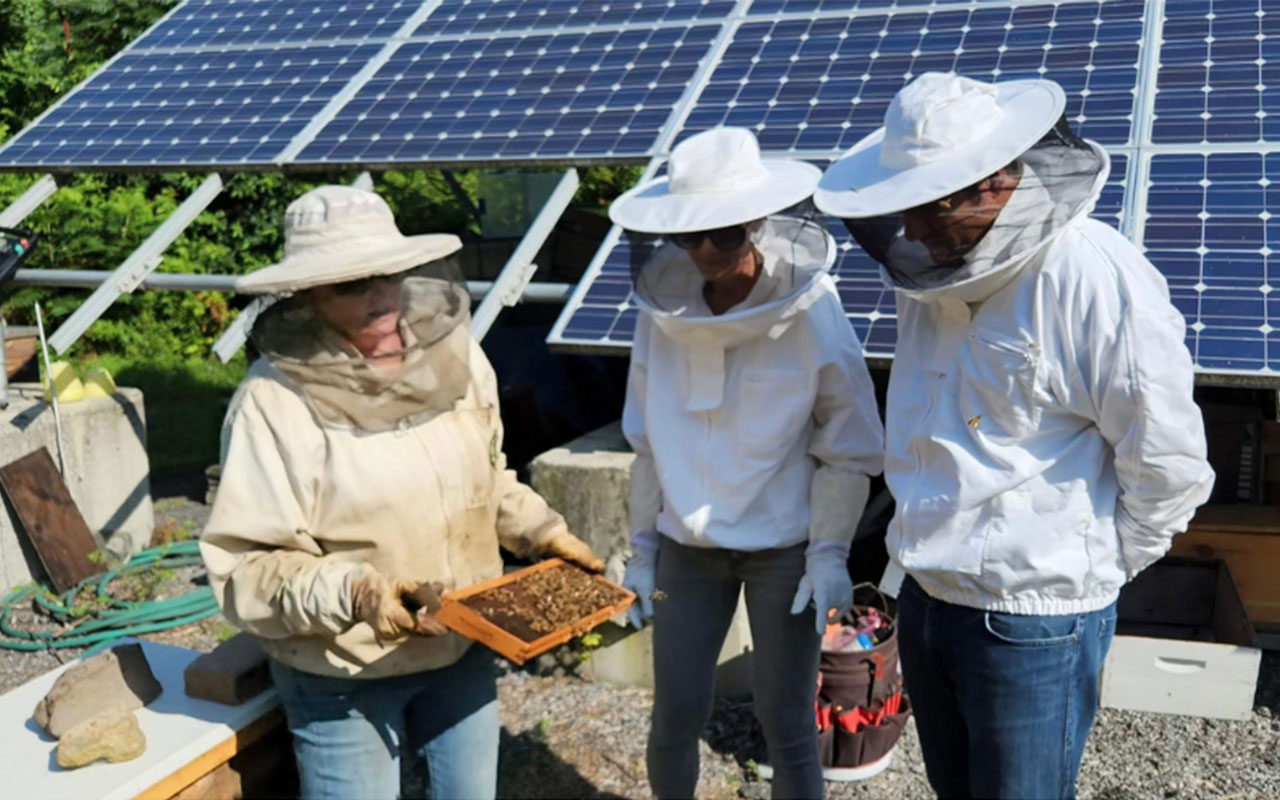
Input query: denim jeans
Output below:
<box><xmin>649</xmin><ymin>538</ymin><xmax>823</xmax><ymax>800</ymax></box>
<box><xmin>269</xmin><ymin>643</ymin><xmax>499</xmax><ymax>800</ymax></box>
<box><xmin>897</xmin><ymin>575</ymin><xmax>1117</xmax><ymax>800</ymax></box>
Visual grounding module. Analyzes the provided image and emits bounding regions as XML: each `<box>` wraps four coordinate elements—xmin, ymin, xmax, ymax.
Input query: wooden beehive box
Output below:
<box><xmin>1169</xmin><ymin>504</ymin><xmax>1280</xmax><ymax>623</ymax></box>
<box><xmin>436</xmin><ymin>558</ymin><xmax>635</xmax><ymax>665</ymax></box>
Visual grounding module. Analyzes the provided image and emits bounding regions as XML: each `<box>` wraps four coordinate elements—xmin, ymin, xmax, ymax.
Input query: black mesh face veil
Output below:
<box><xmin>247</xmin><ymin>253</ymin><xmax>474</xmax><ymax>432</ymax></box>
<box><xmin>624</xmin><ymin>199</ymin><xmax>834</xmax><ymax>316</ymax></box>
<box><xmin>841</xmin><ymin>116</ymin><xmax>1106</xmax><ymax>291</ymax></box>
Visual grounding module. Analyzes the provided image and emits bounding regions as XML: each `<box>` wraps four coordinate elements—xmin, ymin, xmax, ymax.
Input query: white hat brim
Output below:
<box><xmin>609</xmin><ymin>160</ymin><xmax>822</xmax><ymax>233</ymax></box>
<box><xmin>814</xmin><ymin>80</ymin><xmax>1066</xmax><ymax>219</ymax></box>
<box><xmin>236</xmin><ymin>233</ymin><xmax>463</xmax><ymax>295</ymax></box>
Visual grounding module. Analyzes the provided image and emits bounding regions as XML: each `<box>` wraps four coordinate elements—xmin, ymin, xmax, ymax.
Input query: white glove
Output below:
<box><xmin>622</xmin><ymin>530</ymin><xmax>659</xmax><ymax>629</ymax></box>
<box><xmin>789</xmin><ymin>544</ymin><xmax>853</xmax><ymax>636</ymax></box>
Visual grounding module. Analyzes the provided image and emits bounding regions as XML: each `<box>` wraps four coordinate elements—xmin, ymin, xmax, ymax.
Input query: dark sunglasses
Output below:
<box><xmin>670</xmin><ymin>225</ymin><xmax>750</xmax><ymax>253</ymax></box>
<box><xmin>330</xmin><ymin>273</ymin><xmax>404</xmax><ymax>296</ymax></box>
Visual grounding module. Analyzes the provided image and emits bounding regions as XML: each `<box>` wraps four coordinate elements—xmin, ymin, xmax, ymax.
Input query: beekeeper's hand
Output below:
<box><xmin>790</xmin><ymin>547</ymin><xmax>854</xmax><ymax>636</ymax></box>
<box><xmin>541</xmin><ymin>530</ymin><xmax>605</xmax><ymax>573</ymax></box>
<box><xmin>351</xmin><ymin>566</ymin><xmax>443</xmax><ymax>641</ymax></box>
<box><xmin>622</xmin><ymin>530</ymin><xmax>659</xmax><ymax>629</ymax></box>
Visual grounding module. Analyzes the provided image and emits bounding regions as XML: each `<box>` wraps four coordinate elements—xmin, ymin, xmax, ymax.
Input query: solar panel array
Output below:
<box><xmin>548</xmin><ymin>0</ymin><xmax>1280</xmax><ymax>382</ymax></box>
<box><xmin>0</xmin><ymin>0</ymin><xmax>1276</xmax><ymax>379</ymax></box>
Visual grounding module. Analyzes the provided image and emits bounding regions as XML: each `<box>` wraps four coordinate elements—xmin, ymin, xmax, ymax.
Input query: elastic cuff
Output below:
<box><xmin>806</xmin><ymin>539</ymin><xmax>851</xmax><ymax>560</ymax></box>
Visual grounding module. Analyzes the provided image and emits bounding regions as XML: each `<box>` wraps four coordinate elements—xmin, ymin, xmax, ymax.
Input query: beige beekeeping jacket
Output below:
<box><xmin>200</xmin><ymin>339</ymin><xmax>568</xmax><ymax>679</ymax></box>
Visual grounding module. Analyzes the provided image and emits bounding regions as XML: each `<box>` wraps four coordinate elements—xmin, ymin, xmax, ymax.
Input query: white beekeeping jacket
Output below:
<box><xmin>883</xmin><ymin>147</ymin><xmax>1215</xmax><ymax>615</ymax></box>
<box><xmin>622</xmin><ymin>217</ymin><xmax>885</xmax><ymax>552</ymax></box>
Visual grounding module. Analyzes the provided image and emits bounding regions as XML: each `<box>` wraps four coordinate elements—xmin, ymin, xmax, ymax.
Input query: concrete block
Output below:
<box><xmin>529</xmin><ymin>422</ymin><xmax>633</xmax><ymax>586</ymax></box>
<box><xmin>530</xmin><ymin>422</ymin><xmax>755</xmax><ymax>694</ymax></box>
<box><xmin>581</xmin><ymin>589</ymin><xmax>755</xmax><ymax>697</ymax></box>
<box><xmin>0</xmin><ymin>385</ymin><xmax>153</xmax><ymax>594</ymax></box>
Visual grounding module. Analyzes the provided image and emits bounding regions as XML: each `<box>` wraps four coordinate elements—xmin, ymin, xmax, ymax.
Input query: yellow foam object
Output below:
<box><xmin>43</xmin><ymin>361</ymin><xmax>85</xmax><ymax>404</ymax></box>
<box><xmin>82</xmin><ymin>367</ymin><xmax>118</xmax><ymax>398</ymax></box>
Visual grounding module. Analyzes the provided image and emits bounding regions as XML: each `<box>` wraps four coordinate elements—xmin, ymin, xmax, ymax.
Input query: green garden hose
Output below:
<box><xmin>0</xmin><ymin>540</ymin><xmax>220</xmax><ymax>654</ymax></box>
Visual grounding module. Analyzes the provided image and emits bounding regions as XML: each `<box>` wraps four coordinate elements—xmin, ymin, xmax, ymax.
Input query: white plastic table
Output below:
<box><xmin>0</xmin><ymin>638</ymin><xmax>279</xmax><ymax>800</ymax></box>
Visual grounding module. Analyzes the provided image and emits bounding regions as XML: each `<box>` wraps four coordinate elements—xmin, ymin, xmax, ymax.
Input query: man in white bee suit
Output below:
<box><xmin>615</xmin><ymin>127</ymin><xmax>885</xmax><ymax>799</ymax></box>
<box><xmin>814</xmin><ymin>73</ymin><xmax>1215</xmax><ymax>799</ymax></box>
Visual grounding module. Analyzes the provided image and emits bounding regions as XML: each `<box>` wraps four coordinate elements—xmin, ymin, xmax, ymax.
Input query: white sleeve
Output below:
<box><xmin>807</xmin><ymin>298</ymin><xmax>885</xmax><ymax>548</ymax></box>
<box><xmin>622</xmin><ymin>313</ymin><xmax>662</xmax><ymax>536</ymax></box>
<box><xmin>1069</xmin><ymin>240</ymin><xmax>1216</xmax><ymax>579</ymax></box>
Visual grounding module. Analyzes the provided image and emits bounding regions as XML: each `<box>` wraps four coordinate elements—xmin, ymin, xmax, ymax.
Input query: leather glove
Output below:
<box><xmin>351</xmin><ymin>567</ymin><xmax>448</xmax><ymax>640</ymax></box>
<box><xmin>789</xmin><ymin>545</ymin><xmax>853</xmax><ymax>636</ymax></box>
<box><xmin>541</xmin><ymin>530</ymin><xmax>605</xmax><ymax>573</ymax></box>
<box><xmin>622</xmin><ymin>530</ymin><xmax>659</xmax><ymax>629</ymax></box>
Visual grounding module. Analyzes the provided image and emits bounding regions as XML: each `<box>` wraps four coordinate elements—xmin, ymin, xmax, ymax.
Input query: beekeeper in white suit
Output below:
<box><xmin>815</xmin><ymin>73</ymin><xmax>1215</xmax><ymax>799</ymax></box>
<box><xmin>614</xmin><ymin>127</ymin><xmax>885</xmax><ymax>799</ymax></box>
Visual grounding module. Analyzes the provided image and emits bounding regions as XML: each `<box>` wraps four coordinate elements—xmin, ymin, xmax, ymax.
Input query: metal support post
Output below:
<box><xmin>0</xmin><ymin>175</ymin><xmax>57</xmax><ymax>228</ymax></box>
<box><xmin>469</xmin><ymin>169</ymin><xmax>578</xmax><ymax>341</ymax></box>
<box><xmin>47</xmin><ymin>173</ymin><xmax>223</xmax><ymax>354</ymax></box>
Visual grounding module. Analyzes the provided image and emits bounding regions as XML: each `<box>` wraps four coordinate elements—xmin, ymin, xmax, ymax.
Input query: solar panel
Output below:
<box><xmin>130</xmin><ymin>0</ymin><xmax>421</xmax><ymax>51</ymax></box>
<box><xmin>679</xmin><ymin>0</ymin><xmax>1145</xmax><ymax>153</ymax></box>
<box><xmin>1143</xmin><ymin>152</ymin><xmax>1279</xmax><ymax>373</ymax></box>
<box><xmin>1152</xmin><ymin>0</ymin><xmax>1275</xmax><ymax>144</ymax></box>
<box><xmin>0</xmin><ymin>43</ymin><xmax>383</xmax><ymax>168</ymax></box>
<box><xmin>292</xmin><ymin>24</ymin><xmax>721</xmax><ymax>164</ymax></box>
<box><xmin>424</xmin><ymin>0</ymin><xmax>737</xmax><ymax>36</ymax></box>
<box><xmin>747</xmin><ymin>0</ymin><xmax>941</xmax><ymax>13</ymax></box>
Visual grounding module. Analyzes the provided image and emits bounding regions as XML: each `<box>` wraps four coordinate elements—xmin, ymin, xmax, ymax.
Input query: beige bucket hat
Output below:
<box><xmin>236</xmin><ymin>185</ymin><xmax>462</xmax><ymax>295</ymax></box>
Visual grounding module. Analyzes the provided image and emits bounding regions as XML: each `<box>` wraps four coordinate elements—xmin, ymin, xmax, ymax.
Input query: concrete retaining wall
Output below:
<box><xmin>530</xmin><ymin>421</ymin><xmax>754</xmax><ymax>695</ymax></box>
<box><xmin>0</xmin><ymin>385</ymin><xmax>154</xmax><ymax>594</ymax></box>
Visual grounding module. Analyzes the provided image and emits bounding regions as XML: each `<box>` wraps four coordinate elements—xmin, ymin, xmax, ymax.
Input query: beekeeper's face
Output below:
<box><xmin>306</xmin><ymin>273</ymin><xmax>404</xmax><ymax>343</ymax></box>
<box><xmin>900</xmin><ymin>166</ymin><xmax>1021</xmax><ymax>265</ymax></box>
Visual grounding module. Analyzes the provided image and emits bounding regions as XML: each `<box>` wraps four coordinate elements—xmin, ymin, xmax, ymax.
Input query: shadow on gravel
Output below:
<box><xmin>402</xmin><ymin>727</ymin><xmax>626</xmax><ymax>799</ymax></box>
<box><xmin>496</xmin><ymin>727</ymin><xmax>627</xmax><ymax>799</ymax></box>
<box><xmin>704</xmin><ymin>694</ymin><xmax>768</xmax><ymax>769</ymax></box>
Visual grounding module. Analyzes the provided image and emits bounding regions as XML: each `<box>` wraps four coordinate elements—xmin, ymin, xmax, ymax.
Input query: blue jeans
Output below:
<box><xmin>649</xmin><ymin>538</ymin><xmax>823</xmax><ymax>800</ymax></box>
<box><xmin>897</xmin><ymin>576</ymin><xmax>1117</xmax><ymax>800</ymax></box>
<box><xmin>269</xmin><ymin>643</ymin><xmax>499</xmax><ymax>800</ymax></box>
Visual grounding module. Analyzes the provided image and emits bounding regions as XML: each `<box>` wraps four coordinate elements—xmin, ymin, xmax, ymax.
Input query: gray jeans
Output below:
<box><xmin>649</xmin><ymin>537</ymin><xmax>823</xmax><ymax>800</ymax></box>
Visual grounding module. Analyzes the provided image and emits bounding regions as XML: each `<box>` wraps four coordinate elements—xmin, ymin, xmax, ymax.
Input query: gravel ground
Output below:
<box><xmin>465</xmin><ymin>669</ymin><xmax>1279</xmax><ymax>800</ymax></box>
<box><xmin>5</xmin><ymin>495</ymin><xmax>1279</xmax><ymax>798</ymax></box>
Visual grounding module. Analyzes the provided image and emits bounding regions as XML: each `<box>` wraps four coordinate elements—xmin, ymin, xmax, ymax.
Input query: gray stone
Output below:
<box><xmin>33</xmin><ymin>644</ymin><xmax>162</xmax><ymax>738</ymax></box>
<box><xmin>738</xmin><ymin>781</ymin><xmax>770</xmax><ymax>800</ymax></box>
<box><xmin>56</xmin><ymin>704</ymin><xmax>146</xmax><ymax>769</ymax></box>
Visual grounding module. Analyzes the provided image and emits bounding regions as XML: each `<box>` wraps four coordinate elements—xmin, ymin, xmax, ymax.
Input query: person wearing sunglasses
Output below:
<box><xmin>815</xmin><ymin>73</ymin><xmax>1214</xmax><ymax>799</ymax></box>
<box><xmin>200</xmin><ymin>185</ymin><xmax>602</xmax><ymax>800</ymax></box>
<box><xmin>611</xmin><ymin>127</ymin><xmax>885</xmax><ymax>799</ymax></box>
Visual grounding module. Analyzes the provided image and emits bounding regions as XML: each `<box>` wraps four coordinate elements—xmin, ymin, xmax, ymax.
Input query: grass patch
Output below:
<box><xmin>72</xmin><ymin>353</ymin><xmax>247</xmax><ymax>481</ymax></box>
